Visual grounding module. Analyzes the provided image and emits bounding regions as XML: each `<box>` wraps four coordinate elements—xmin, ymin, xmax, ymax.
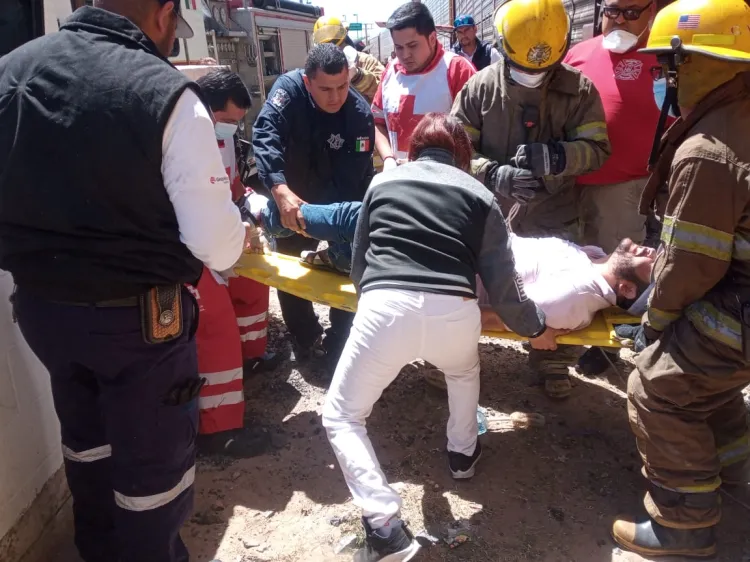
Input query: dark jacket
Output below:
<box><xmin>252</xmin><ymin>70</ymin><xmax>375</xmax><ymax>203</ymax></box>
<box><xmin>0</xmin><ymin>7</ymin><xmax>203</xmax><ymax>301</ymax></box>
<box><xmin>351</xmin><ymin>149</ymin><xmax>545</xmax><ymax>337</ymax></box>
<box><xmin>452</xmin><ymin>39</ymin><xmax>494</xmax><ymax>71</ymax></box>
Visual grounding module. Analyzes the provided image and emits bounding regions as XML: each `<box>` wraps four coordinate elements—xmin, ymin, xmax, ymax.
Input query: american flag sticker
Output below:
<box><xmin>355</xmin><ymin>137</ymin><xmax>370</xmax><ymax>152</ymax></box>
<box><xmin>677</xmin><ymin>14</ymin><xmax>700</xmax><ymax>29</ymax></box>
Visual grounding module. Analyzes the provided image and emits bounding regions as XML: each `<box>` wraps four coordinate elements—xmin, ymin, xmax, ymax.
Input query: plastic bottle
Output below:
<box><xmin>476</xmin><ymin>407</ymin><xmax>488</xmax><ymax>435</ymax></box>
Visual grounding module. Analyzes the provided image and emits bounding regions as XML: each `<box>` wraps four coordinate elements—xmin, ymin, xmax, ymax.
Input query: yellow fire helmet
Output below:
<box><xmin>493</xmin><ymin>1</ymin><xmax>513</xmax><ymax>42</ymax></box>
<box><xmin>313</xmin><ymin>16</ymin><xmax>348</xmax><ymax>47</ymax></box>
<box><xmin>497</xmin><ymin>0</ymin><xmax>571</xmax><ymax>72</ymax></box>
<box><xmin>641</xmin><ymin>0</ymin><xmax>750</xmax><ymax>62</ymax></box>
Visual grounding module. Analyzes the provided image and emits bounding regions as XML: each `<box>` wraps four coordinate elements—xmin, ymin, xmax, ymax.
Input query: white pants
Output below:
<box><xmin>323</xmin><ymin>288</ymin><xmax>481</xmax><ymax>527</ymax></box>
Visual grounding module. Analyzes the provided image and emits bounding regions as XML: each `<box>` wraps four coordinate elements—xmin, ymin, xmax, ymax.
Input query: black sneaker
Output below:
<box><xmin>355</xmin><ymin>517</ymin><xmax>420</xmax><ymax>562</ymax></box>
<box><xmin>448</xmin><ymin>441</ymin><xmax>482</xmax><ymax>479</ymax></box>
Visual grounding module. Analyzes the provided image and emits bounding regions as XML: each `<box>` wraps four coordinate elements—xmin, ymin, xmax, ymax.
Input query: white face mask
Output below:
<box><xmin>509</xmin><ymin>68</ymin><xmax>547</xmax><ymax>88</ymax></box>
<box><xmin>215</xmin><ymin>121</ymin><xmax>238</xmax><ymax>140</ymax></box>
<box><xmin>602</xmin><ymin>29</ymin><xmax>641</xmax><ymax>54</ymax></box>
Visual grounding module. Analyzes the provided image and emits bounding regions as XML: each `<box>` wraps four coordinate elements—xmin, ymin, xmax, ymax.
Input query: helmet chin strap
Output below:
<box><xmin>648</xmin><ymin>39</ymin><xmax>684</xmax><ymax>169</ymax></box>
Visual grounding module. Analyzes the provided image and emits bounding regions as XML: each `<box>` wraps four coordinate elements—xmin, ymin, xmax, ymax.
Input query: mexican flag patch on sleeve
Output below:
<box><xmin>355</xmin><ymin>137</ymin><xmax>370</xmax><ymax>152</ymax></box>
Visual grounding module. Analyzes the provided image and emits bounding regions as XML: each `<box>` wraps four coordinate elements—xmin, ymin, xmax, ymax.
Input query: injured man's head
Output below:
<box><xmin>479</xmin><ymin>235</ymin><xmax>656</xmax><ymax>332</ymax></box>
<box><xmin>604</xmin><ymin>238</ymin><xmax>655</xmax><ymax>310</ymax></box>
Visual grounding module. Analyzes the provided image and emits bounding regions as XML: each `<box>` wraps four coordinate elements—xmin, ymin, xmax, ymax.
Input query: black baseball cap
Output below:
<box><xmin>160</xmin><ymin>0</ymin><xmax>194</xmax><ymax>39</ymax></box>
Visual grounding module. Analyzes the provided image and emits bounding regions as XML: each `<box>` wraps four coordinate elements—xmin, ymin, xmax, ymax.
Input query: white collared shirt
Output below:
<box><xmin>161</xmin><ymin>89</ymin><xmax>246</xmax><ymax>273</ymax></box>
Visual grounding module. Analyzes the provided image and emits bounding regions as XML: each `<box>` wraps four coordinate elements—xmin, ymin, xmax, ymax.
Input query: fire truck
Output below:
<box><xmin>199</xmin><ymin>0</ymin><xmax>324</xmax><ymax>179</ymax></box>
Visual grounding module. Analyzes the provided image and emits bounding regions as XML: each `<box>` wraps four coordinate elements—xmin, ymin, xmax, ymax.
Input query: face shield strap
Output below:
<box><xmin>647</xmin><ymin>40</ymin><xmax>684</xmax><ymax>169</ymax></box>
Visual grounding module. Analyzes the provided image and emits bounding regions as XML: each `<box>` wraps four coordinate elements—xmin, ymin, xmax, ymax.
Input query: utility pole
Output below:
<box><xmin>353</xmin><ymin>13</ymin><xmax>359</xmax><ymax>40</ymax></box>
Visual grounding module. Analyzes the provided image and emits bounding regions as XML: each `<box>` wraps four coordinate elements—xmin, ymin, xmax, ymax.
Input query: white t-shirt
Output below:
<box><xmin>511</xmin><ymin>235</ymin><xmax>616</xmax><ymax>330</ymax></box>
<box><xmin>478</xmin><ymin>235</ymin><xmax>616</xmax><ymax>330</ymax></box>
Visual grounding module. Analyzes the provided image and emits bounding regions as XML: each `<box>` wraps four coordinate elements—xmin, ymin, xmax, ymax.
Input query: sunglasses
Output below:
<box><xmin>602</xmin><ymin>1</ymin><xmax>652</xmax><ymax>21</ymax></box>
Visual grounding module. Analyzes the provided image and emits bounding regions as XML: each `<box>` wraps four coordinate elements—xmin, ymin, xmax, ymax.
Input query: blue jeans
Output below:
<box><xmin>261</xmin><ymin>200</ymin><xmax>361</xmax><ymax>271</ymax></box>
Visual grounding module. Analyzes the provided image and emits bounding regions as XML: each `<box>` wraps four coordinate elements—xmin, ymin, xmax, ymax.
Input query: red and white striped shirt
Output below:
<box><xmin>372</xmin><ymin>44</ymin><xmax>476</xmax><ymax>160</ymax></box>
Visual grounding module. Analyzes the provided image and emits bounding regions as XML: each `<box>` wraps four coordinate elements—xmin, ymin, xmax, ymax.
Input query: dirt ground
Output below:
<box><xmin>177</xmin><ymin>289</ymin><xmax>750</xmax><ymax>562</ymax></box>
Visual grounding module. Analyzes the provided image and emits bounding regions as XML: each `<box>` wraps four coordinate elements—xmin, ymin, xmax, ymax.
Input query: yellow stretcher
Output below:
<box><xmin>235</xmin><ymin>252</ymin><xmax>641</xmax><ymax>348</ymax></box>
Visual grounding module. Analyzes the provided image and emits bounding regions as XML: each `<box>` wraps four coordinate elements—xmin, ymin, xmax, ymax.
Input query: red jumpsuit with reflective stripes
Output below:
<box><xmin>229</xmin><ymin>276</ymin><xmax>269</xmax><ymax>359</ymax></box>
<box><xmin>192</xmin><ymin>137</ymin><xmax>269</xmax><ymax>434</ymax></box>
<box><xmin>189</xmin><ymin>269</ymin><xmax>244</xmax><ymax>434</ymax></box>
<box><xmin>218</xmin><ymin>136</ymin><xmax>271</xmax><ymax>360</ymax></box>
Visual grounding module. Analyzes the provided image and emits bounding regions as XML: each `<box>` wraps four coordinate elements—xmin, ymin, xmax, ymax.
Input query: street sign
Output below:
<box><xmin>348</xmin><ymin>22</ymin><xmax>363</xmax><ymax>31</ymax></box>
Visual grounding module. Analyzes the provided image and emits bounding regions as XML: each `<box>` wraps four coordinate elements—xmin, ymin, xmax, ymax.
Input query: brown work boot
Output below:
<box><xmin>543</xmin><ymin>373</ymin><xmax>572</xmax><ymax>399</ymax></box>
<box><xmin>611</xmin><ymin>514</ymin><xmax>717</xmax><ymax>559</ymax></box>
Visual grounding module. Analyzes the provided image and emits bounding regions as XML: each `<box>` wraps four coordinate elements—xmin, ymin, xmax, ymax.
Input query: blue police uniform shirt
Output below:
<box><xmin>252</xmin><ymin>69</ymin><xmax>375</xmax><ymax>204</ymax></box>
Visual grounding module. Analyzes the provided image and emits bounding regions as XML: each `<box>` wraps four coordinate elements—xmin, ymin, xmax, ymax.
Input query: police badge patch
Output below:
<box><xmin>269</xmin><ymin>88</ymin><xmax>291</xmax><ymax>110</ymax></box>
<box><xmin>327</xmin><ymin>133</ymin><xmax>345</xmax><ymax>150</ymax></box>
<box><xmin>526</xmin><ymin>42</ymin><xmax>552</xmax><ymax>67</ymax></box>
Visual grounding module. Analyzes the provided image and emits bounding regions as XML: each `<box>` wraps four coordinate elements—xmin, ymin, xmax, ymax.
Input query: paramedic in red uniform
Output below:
<box><xmin>193</xmin><ymin>69</ymin><xmax>277</xmax><ymax>457</ymax></box>
<box><xmin>372</xmin><ymin>2</ymin><xmax>476</xmax><ymax>171</ymax></box>
<box><xmin>564</xmin><ymin>0</ymin><xmax>666</xmax><ymax>376</ymax></box>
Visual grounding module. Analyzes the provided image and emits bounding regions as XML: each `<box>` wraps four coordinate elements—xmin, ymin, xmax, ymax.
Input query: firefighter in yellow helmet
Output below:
<box><xmin>451</xmin><ymin>0</ymin><xmax>611</xmax><ymax>400</ymax></box>
<box><xmin>610</xmin><ymin>0</ymin><xmax>750</xmax><ymax>557</ymax></box>
<box><xmin>312</xmin><ymin>15</ymin><xmax>384</xmax><ymax>103</ymax></box>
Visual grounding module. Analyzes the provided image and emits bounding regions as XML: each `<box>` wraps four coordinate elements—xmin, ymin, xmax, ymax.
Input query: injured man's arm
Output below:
<box><xmin>479</xmin><ymin>236</ymin><xmax>655</xmax><ymax>332</ymax></box>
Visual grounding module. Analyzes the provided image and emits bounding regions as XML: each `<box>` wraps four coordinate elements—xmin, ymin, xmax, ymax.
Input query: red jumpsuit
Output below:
<box><xmin>194</xmin><ymin>136</ymin><xmax>270</xmax><ymax>434</ymax></box>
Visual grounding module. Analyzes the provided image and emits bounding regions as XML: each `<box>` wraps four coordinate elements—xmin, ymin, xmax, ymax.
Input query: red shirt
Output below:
<box><xmin>218</xmin><ymin>137</ymin><xmax>246</xmax><ymax>201</ymax></box>
<box><xmin>565</xmin><ymin>35</ymin><xmax>671</xmax><ymax>186</ymax></box>
<box><xmin>372</xmin><ymin>44</ymin><xmax>476</xmax><ymax>159</ymax></box>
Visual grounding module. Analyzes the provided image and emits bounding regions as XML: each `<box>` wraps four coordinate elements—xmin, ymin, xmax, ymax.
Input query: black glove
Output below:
<box><xmin>614</xmin><ymin>324</ymin><xmax>653</xmax><ymax>352</ymax></box>
<box><xmin>488</xmin><ymin>164</ymin><xmax>545</xmax><ymax>204</ymax></box>
<box><xmin>512</xmin><ymin>141</ymin><xmax>567</xmax><ymax>177</ymax></box>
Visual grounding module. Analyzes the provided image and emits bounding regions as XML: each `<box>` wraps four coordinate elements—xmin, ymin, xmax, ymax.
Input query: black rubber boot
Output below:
<box><xmin>243</xmin><ymin>349</ymin><xmax>289</xmax><ymax>380</ymax></box>
<box><xmin>611</xmin><ymin>514</ymin><xmax>717</xmax><ymax>558</ymax></box>
<box><xmin>576</xmin><ymin>347</ymin><xmax>618</xmax><ymax>377</ymax></box>
<box><xmin>196</xmin><ymin>427</ymin><xmax>271</xmax><ymax>459</ymax></box>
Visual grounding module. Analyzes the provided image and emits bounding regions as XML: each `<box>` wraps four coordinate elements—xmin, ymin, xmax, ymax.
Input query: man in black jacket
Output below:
<box><xmin>452</xmin><ymin>14</ymin><xmax>501</xmax><ymax>71</ymax></box>
<box><xmin>0</xmin><ymin>1</ymin><xmax>250</xmax><ymax>560</ymax></box>
<box><xmin>252</xmin><ymin>43</ymin><xmax>375</xmax><ymax>367</ymax></box>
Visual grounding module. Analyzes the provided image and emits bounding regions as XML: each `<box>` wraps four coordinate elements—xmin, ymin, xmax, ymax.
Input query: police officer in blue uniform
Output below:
<box><xmin>253</xmin><ymin>43</ymin><xmax>375</xmax><ymax>366</ymax></box>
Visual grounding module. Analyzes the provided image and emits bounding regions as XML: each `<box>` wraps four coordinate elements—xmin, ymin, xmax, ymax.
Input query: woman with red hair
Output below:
<box><xmin>240</xmin><ymin>113</ymin><xmax>556</xmax><ymax>561</ymax></box>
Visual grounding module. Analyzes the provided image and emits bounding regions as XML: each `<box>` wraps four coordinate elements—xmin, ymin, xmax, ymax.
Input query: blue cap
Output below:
<box><xmin>454</xmin><ymin>15</ymin><xmax>475</xmax><ymax>28</ymax></box>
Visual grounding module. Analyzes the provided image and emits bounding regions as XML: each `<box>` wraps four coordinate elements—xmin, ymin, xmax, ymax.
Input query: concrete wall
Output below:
<box><xmin>0</xmin><ymin>272</ymin><xmax>64</xmax><ymax>551</ymax></box>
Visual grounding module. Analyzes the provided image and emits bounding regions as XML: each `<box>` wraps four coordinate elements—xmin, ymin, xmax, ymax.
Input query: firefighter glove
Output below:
<box><xmin>489</xmin><ymin>164</ymin><xmax>545</xmax><ymax>204</ymax></box>
<box><xmin>512</xmin><ymin>141</ymin><xmax>567</xmax><ymax>177</ymax></box>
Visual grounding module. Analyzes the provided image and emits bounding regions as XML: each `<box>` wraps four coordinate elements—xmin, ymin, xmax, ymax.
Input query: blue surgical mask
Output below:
<box><xmin>215</xmin><ymin>121</ymin><xmax>238</xmax><ymax>140</ymax></box>
<box><xmin>653</xmin><ymin>78</ymin><xmax>677</xmax><ymax>117</ymax></box>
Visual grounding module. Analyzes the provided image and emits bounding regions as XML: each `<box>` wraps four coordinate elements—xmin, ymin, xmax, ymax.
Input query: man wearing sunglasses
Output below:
<box><xmin>564</xmin><ymin>0</ymin><xmax>665</xmax><ymax>377</ymax></box>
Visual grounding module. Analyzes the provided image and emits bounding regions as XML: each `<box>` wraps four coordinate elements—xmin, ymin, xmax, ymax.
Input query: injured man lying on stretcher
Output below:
<box><xmin>241</xmin><ymin>195</ymin><xmax>655</xmax><ymax>331</ymax></box>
